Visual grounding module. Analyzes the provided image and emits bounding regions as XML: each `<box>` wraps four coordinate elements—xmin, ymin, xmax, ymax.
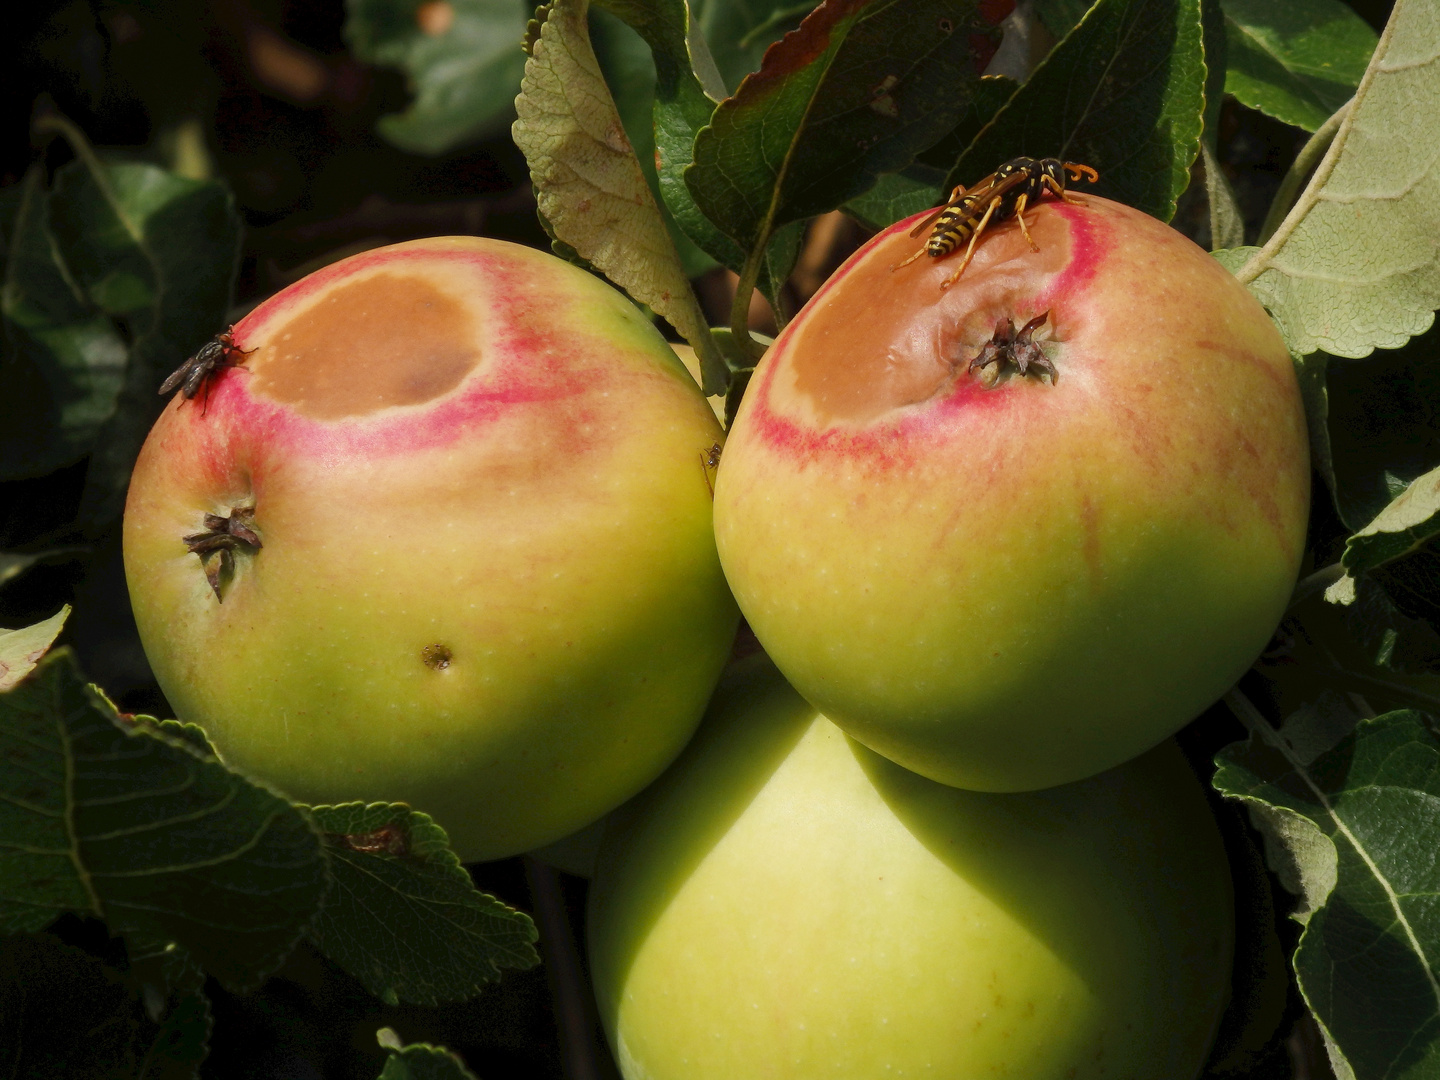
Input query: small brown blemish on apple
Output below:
<box><xmin>421</xmin><ymin>643</ymin><xmax>453</xmax><ymax>669</ymax></box>
<box><xmin>249</xmin><ymin>272</ymin><xmax>480</xmax><ymax>419</ymax></box>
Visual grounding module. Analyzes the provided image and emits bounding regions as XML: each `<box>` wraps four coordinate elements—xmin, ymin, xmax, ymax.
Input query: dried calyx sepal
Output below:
<box><xmin>184</xmin><ymin>507</ymin><xmax>261</xmax><ymax>601</ymax></box>
<box><xmin>968</xmin><ymin>311</ymin><xmax>1055</xmax><ymax>388</ymax></box>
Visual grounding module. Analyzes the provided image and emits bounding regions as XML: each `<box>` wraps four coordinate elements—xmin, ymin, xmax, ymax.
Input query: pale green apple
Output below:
<box><xmin>123</xmin><ymin>236</ymin><xmax>739</xmax><ymax>861</ymax></box>
<box><xmin>589</xmin><ymin>657</ymin><xmax>1235</xmax><ymax>1080</ymax></box>
<box><xmin>713</xmin><ymin>196</ymin><xmax>1309</xmax><ymax>791</ymax></box>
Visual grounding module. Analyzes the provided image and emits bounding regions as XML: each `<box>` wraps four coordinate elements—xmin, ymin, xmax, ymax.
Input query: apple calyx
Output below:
<box><xmin>183</xmin><ymin>507</ymin><xmax>261</xmax><ymax>601</ymax></box>
<box><xmin>968</xmin><ymin>310</ymin><xmax>1055</xmax><ymax>388</ymax></box>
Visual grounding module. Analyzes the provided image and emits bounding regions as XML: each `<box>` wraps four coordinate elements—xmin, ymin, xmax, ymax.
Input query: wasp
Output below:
<box><xmin>894</xmin><ymin>158</ymin><xmax>1099</xmax><ymax>289</ymax></box>
<box><xmin>159</xmin><ymin>327</ymin><xmax>255</xmax><ymax>409</ymax></box>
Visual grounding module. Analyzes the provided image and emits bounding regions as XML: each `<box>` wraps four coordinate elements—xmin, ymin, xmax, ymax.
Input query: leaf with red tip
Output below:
<box><xmin>686</xmin><ymin>0</ymin><xmax>1009</xmax><ymax>255</ymax></box>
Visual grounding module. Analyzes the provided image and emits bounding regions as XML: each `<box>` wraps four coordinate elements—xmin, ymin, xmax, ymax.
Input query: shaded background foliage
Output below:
<box><xmin>0</xmin><ymin>0</ymin><xmax>1426</xmax><ymax>1077</ymax></box>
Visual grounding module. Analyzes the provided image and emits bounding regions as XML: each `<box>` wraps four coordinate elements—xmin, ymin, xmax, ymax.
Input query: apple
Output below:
<box><xmin>589</xmin><ymin>656</ymin><xmax>1235</xmax><ymax>1080</ymax></box>
<box><xmin>712</xmin><ymin>196</ymin><xmax>1309</xmax><ymax>791</ymax></box>
<box><xmin>123</xmin><ymin>236</ymin><xmax>739</xmax><ymax>861</ymax></box>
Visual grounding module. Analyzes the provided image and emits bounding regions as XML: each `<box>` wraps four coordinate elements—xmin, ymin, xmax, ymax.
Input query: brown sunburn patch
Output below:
<box><xmin>785</xmin><ymin>209</ymin><xmax>1073</xmax><ymax>425</ymax></box>
<box><xmin>249</xmin><ymin>272</ymin><xmax>480</xmax><ymax>419</ymax></box>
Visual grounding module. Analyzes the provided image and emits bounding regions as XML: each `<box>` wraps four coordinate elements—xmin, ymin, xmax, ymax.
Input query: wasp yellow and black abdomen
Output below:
<box><xmin>891</xmin><ymin>156</ymin><xmax>1100</xmax><ymax>288</ymax></box>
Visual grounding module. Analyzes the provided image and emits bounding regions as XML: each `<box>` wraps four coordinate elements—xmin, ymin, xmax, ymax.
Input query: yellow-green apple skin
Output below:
<box><xmin>712</xmin><ymin>196</ymin><xmax>1309</xmax><ymax>791</ymax></box>
<box><xmin>122</xmin><ymin>236</ymin><xmax>739</xmax><ymax>861</ymax></box>
<box><xmin>589</xmin><ymin>657</ymin><xmax>1235</xmax><ymax>1080</ymax></box>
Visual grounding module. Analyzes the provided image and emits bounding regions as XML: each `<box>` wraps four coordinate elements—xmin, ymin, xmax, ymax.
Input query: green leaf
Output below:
<box><xmin>135</xmin><ymin>984</ymin><xmax>211</xmax><ymax>1080</ymax></box>
<box><xmin>0</xmin><ymin>651</ymin><xmax>329</xmax><ymax>990</ymax></box>
<box><xmin>0</xmin><ymin>931</ymin><xmax>211</xmax><ymax>1080</ymax></box>
<box><xmin>595</xmin><ymin>0</ymin><xmax>793</xmax><ymax>312</ymax></box>
<box><xmin>1</xmin><ymin>933</ymin><xmax>143</xmax><ymax>1078</ymax></box>
<box><xmin>914</xmin><ymin>73</ymin><xmax>1018</xmax><ymax>174</ymax></box>
<box><xmin>0</xmin><ymin>605</ymin><xmax>69</xmax><ymax>692</ymax></box>
<box><xmin>0</xmin><ymin>169</ymin><xmax>129</xmax><ymax>480</ymax></box>
<box><xmin>513</xmin><ymin>0</ymin><xmax>725</xmax><ymax>393</ymax></box>
<box><xmin>1215</xmin><ymin>703</ymin><xmax>1440</xmax><ymax>1080</ymax></box>
<box><xmin>1221</xmin><ymin>0</ymin><xmax>1378</xmax><ymax>133</ymax></box>
<box><xmin>376</xmin><ymin>1027</ymin><xmax>480</xmax><ymax>1080</ymax></box>
<box><xmin>950</xmin><ymin>0</ymin><xmax>1206</xmax><ymax>224</ymax></box>
<box><xmin>1232</xmin><ymin>0</ymin><xmax>1440</xmax><ymax>360</ymax></box>
<box><xmin>1326</xmin><ymin>571</ymin><xmax>1440</xmax><ymax>676</ymax></box>
<box><xmin>589</xmin><ymin>7</ymin><xmax>716</xmax><ymax>279</ymax></box>
<box><xmin>1326</xmin><ymin>330</ymin><xmax>1440</xmax><ymax>532</ymax></box>
<box><xmin>842</xmin><ymin>164</ymin><xmax>945</xmax><ymax>230</ymax></box>
<box><xmin>1201</xmin><ymin>142</ymin><xmax>1246</xmax><ymax>248</ymax></box>
<box><xmin>687</xmin><ymin>0</ymin><xmax>1006</xmax><ymax>256</ymax></box>
<box><xmin>50</xmin><ymin>158</ymin><xmax>240</xmax><ymax>529</ymax></box>
<box><xmin>696</xmin><ymin>0</ymin><xmax>811</xmax><ymax>93</ymax></box>
<box><xmin>1340</xmin><ymin>463</ymin><xmax>1440</xmax><ymax>578</ymax></box>
<box><xmin>345</xmin><ymin>0</ymin><xmax>531</xmax><ymax>154</ymax></box>
<box><xmin>1034</xmin><ymin>0</ymin><xmax>1094</xmax><ymax>39</ymax></box>
<box><xmin>1296</xmin><ymin>350</ymin><xmax>1338</xmax><ymax>511</ymax></box>
<box><xmin>306</xmin><ymin>802</ymin><xmax>539</xmax><ymax>1007</ymax></box>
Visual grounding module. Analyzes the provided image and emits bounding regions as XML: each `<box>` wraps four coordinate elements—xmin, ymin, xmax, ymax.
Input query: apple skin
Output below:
<box><xmin>712</xmin><ymin>196</ymin><xmax>1309</xmax><ymax>791</ymax></box>
<box><xmin>123</xmin><ymin>236</ymin><xmax>739</xmax><ymax>861</ymax></box>
<box><xmin>589</xmin><ymin>657</ymin><xmax>1235</xmax><ymax>1080</ymax></box>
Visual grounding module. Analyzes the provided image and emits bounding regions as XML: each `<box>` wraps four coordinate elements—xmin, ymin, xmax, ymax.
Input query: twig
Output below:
<box><xmin>523</xmin><ymin>856</ymin><xmax>610</xmax><ymax>1080</ymax></box>
<box><xmin>1255</xmin><ymin>101</ymin><xmax>1352</xmax><ymax>247</ymax></box>
<box><xmin>1287</xmin><ymin>562</ymin><xmax>1344</xmax><ymax>612</ymax></box>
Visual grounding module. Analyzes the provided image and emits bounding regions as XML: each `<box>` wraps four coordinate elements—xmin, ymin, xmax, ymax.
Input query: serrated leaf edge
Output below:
<box><xmin>1222</xmin><ymin>689</ymin><xmax>1440</xmax><ymax>1012</ymax></box>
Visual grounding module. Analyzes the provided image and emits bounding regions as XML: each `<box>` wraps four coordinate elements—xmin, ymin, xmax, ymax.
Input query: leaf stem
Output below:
<box><xmin>687</xmin><ymin>321</ymin><xmax>732</xmax><ymax>397</ymax></box>
<box><xmin>729</xmin><ymin>245</ymin><xmax>767</xmax><ymax>363</ymax></box>
<box><xmin>1255</xmin><ymin>101</ymin><xmax>1352</xmax><ymax>247</ymax></box>
<box><xmin>1287</xmin><ymin>562</ymin><xmax>1345</xmax><ymax>612</ymax></box>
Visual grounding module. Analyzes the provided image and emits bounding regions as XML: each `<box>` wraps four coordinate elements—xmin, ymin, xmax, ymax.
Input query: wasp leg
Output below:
<box><xmin>892</xmin><ymin>245</ymin><xmax>931</xmax><ymax>271</ymax></box>
<box><xmin>940</xmin><ymin>198</ymin><xmax>1000</xmax><ymax>290</ymax></box>
<box><xmin>1044</xmin><ymin>175</ymin><xmax>1087</xmax><ymax>206</ymax></box>
<box><xmin>1012</xmin><ymin>193</ymin><xmax>1040</xmax><ymax>251</ymax></box>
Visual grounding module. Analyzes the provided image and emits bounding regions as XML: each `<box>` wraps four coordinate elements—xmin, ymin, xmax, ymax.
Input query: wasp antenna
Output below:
<box><xmin>1065</xmin><ymin>163</ymin><xmax>1099</xmax><ymax>183</ymax></box>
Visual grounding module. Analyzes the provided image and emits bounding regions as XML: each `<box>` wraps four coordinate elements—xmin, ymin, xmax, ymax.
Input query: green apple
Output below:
<box><xmin>123</xmin><ymin>236</ymin><xmax>739</xmax><ymax>861</ymax></box>
<box><xmin>589</xmin><ymin>657</ymin><xmax>1234</xmax><ymax>1080</ymax></box>
<box><xmin>713</xmin><ymin>196</ymin><xmax>1309</xmax><ymax>791</ymax></box>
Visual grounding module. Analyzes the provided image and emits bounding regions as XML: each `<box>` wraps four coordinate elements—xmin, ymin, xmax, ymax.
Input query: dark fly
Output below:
<box><xmin>159</xmin><ymin>328</ymin><xmax>255</xmax><ymax>408</ymax></box>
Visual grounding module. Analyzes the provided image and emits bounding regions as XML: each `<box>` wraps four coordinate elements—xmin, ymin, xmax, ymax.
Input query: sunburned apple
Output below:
<box><xmin>713</xmin><ymin>196</ymin><xmax>1309</xmax><ymax>791</ymax></box>
<box><xmin>589</xmin><ymin>657</ymin><xmax>1235</xmax><ymax>1080</ymax></box>
<box><xmin>123</xmin><ymin>236</ymin><xmax>739</xmax><ymax>861</ymax></box>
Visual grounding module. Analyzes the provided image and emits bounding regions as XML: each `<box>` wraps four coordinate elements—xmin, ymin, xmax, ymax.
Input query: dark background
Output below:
<box><xmin>0</xmin><ymin>1</ymin><xmax>1396</xmax><ymax>1076</ymax></box>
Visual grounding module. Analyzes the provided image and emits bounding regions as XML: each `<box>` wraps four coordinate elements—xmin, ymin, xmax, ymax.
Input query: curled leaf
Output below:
<box><xmin>512</xmin><ymin>0</ymin><xmax>723</xmax><ymax>392</ymax></box>
<box><xmin>1232</xmin><ymin>0</ymin><xmax>1440</xmax><ymax>359</ymax></box>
